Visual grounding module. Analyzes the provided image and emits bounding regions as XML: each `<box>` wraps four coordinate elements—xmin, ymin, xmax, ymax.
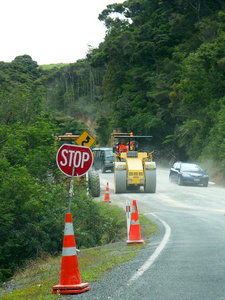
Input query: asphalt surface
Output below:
<box><xmin>66</xmin><ymin>167</ymin><xmax>225</xmax><ymax>300</ymax></box>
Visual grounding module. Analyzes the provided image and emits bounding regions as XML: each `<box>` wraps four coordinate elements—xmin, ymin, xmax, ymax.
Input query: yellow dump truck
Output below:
<box><xmin>111</xmin><ymin>133</ymin><xmax>156</xmax><ymax>193</ymax></box>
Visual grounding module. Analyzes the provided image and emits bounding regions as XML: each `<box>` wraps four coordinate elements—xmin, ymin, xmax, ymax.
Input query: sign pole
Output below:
<box><xmin>68</xmin><ymin>166</ymin><xmax>75</xmax><ymax>213</ymax></box>
<box><xmin>86</xmin><ymin>171</ymin><xmax>89</xmax><ymax>195</ymax></box>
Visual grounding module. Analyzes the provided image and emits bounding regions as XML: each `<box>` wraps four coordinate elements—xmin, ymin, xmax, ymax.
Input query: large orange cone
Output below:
<box><xmin>52</xmin><ymin>213</ymin><xmax>90</xmax><ymax>294</ymax></box>
<box><xmin>127</xmin><ymin>200</ymin><xmax>145</xmax><ymax>245</ymax></box>
<box><xmin>104</xmin><ymin>182</ymin><xmax>111</xmax><ymax>203</ymax></box>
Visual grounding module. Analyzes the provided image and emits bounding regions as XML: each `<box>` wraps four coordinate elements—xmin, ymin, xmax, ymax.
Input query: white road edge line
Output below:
<box><xmin>128</xmin><ymin>213</ymin><xmax>171</xmax><ymax>284</ymax></box>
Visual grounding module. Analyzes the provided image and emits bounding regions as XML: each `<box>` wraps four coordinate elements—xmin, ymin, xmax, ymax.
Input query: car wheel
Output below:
<box><xmin>101</xmin><ymin>165</ymin><xmax>106</xmax><ymax>173</ymax></box>
<box><xmin>203</xmin><ymin>181</ymin><xmax>208</xmax><ymax>187</ymax></box>
<box><xmin>178</xmin><ymin>176</ymin><xmax>183</xmax><ymax>186</ymax></box>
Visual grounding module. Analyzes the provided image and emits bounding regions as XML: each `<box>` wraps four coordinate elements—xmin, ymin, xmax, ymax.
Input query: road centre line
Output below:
<box><xmin>128</xmin><ymin>213</ymin><xmax>171</xmax><ymax>284</ymax></box>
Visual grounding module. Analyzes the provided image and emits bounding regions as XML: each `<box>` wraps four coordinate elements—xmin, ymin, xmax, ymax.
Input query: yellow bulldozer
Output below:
<box><xmin>55</xmin><ymin>133</ymin><xmax>100</xmax><ymax>197</ymax></box>
<box><xmin>111</xmin><ymin>132</ymin><xmax>156</xmax><ymax>193</ymax></box>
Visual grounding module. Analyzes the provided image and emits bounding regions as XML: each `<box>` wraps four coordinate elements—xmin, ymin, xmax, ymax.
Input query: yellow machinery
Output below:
<box><xmin>111</xmin><ymin>132</ymin><xmax>156</xmax><ymax>193</ymax></box>
<box><xmin>56</xmin><ymin>133</ymin><xmax>100</xmax><ymax>197</ymax></box>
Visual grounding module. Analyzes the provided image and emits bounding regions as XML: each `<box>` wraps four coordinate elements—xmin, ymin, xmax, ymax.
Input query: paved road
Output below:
<box><xmin>71</xmin><ymin>168</ymin><xmax>225</xmax><ymax>300</ymax></box>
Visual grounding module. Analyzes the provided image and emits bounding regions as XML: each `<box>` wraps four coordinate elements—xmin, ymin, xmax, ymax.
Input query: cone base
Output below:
<box><xmin>104</xmin><ymin>199</ymin><xmax>111</xmax><ymax>203</ymax></box>
<box><xmin>52</xmin><ymin>283</ymin><xmax>89</xmax><ymax>294</ymax></box>
<box><xmin>126</xmin><ymin>239</ymin><xmax>145</xmax><ymax>245</ymax></box>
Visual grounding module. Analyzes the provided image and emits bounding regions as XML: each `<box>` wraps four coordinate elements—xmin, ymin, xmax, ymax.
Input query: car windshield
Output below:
<box><xmin>105</xmin><ymin>150</ymin><xmax>114</xmax><ymax>158</ymax></box>
<box><xmin>181</xmin><ymin>163</ymin><xmax>203</xmax><ymax>172</ymax></box>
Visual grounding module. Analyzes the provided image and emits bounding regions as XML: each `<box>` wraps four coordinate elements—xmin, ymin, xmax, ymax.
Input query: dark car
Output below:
<box><xmin>92</xmin><ymin>147</ymin><xmax>115</xmax><ymax>173</ymax></box>
<box><xmin>169</xmin><ymin>162</ymin><xmax>209</xmax><ymax>187</ymax></box>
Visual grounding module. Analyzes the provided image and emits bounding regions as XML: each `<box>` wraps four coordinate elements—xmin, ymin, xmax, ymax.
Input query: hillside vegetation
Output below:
<box><xmin>1</xmin><ymin>0</ymin><xmax>225</xmax><ymax>284</ymax></box>
<box><xmin>41</xmin><ymin>0</ymin><xmax>225</xmax><ymax>177</ymax></box>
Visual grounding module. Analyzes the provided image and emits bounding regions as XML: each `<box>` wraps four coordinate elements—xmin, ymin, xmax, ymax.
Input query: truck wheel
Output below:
<box><xmin>101</xmin><ymin>165</ymin><xmax>106</xmax><ymax>173</ymax></box>
<box><xmin>203</xmin><ymin>181</ymin><xmax>208</xmax><ymax>187</ymax></box>
<box><xmin>144</xmin><ymin>169</ymin><xmax>156</xmax><ymax>193</ymax></box>
<box><xmin>114</xmin><ymin>163</ymin><xmax>127</xmax><ymax>193</ymax></box>
<box><xmin>178</xmin><ymin>176</ymin><xmax>183</xmax><ymax>186</ymax></box>
<box><xmin>88</xmin><ymin>169</ymin><xmax>100</xmax><ymax>197</ymax></box>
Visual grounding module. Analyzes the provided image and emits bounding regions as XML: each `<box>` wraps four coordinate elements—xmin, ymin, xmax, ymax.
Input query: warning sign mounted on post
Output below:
<box><xmin>75</xmin><ymin>131</ymin><xmax>96</xmax><ymax>148</ymax></box>
<box><xmin>56</xmin><ymin>144</ymin><xmax>93</xmax><ymax>177</ymax></box>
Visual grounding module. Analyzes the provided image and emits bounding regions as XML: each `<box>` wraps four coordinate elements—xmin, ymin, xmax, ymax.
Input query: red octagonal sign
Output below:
<box><xmin>56</xmin><ymin>144</ymin><xmax>93</xmax><ymax>177</ymax></box>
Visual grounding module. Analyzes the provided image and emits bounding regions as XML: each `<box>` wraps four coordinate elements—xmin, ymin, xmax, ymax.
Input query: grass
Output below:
<box><xmin>0</xmin><ymin>204</ymin><xmax>158</xmax><ymax>300</ymax></box>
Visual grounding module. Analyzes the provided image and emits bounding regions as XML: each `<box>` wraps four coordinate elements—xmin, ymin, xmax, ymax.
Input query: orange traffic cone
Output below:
<box><xmin>52</xmin><ymin>213</ymin><xmax>90</xmax><ymax>294</ymax></box>
<box><xmin>127</xmin><ymin>200</ymin><xmax>145</xmax><ymax>245</ymax></box>
<box><xmin>104</xmin><ymin>182</ymin><xmax>111</xmax><ymax>203</ymax></box>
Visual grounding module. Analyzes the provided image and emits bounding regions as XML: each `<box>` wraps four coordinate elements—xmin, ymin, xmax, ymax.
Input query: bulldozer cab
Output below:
<box><xmin>111</xmin><ymin>132</ymin><xmax>156</xmax><ymax>194</ymax></box>
<box><xmin>111</xmin><ymin>133</ymin><xmax>154</xmax><ymax>161</ymax></box>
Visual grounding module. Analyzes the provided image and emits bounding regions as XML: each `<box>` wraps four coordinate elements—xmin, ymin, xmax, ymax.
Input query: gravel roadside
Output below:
<box><xmin>62</xmin><ymin>214</ymin><xmax>164</xmax><ymax>300</ymax></box>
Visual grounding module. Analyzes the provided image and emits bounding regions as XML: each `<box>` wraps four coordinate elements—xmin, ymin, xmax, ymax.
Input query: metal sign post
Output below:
<box><xmin>86</xmin><ymin>171</ymin><xmax>89</xmax><ymax>195</ymax></box>
<box><xmin>68</xmin><ymin>166</ymin><xmax>75</xmax><ymax>213</ymax></box>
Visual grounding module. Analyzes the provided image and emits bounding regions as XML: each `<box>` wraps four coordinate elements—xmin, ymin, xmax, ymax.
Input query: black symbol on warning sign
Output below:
<box><xmin>81</xmin><ymin>136</ymin><xmax>91</xmax><ymax>146</ymax></box>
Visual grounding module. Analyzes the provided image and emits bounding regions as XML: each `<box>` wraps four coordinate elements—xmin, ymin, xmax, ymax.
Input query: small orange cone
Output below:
<box><xmin>52</xmin><ymin>213</ymin><xmax>90</xmax><ymax>294</ymax></box>
<box><xmin>104</xmin><ymin>182</ymin><xmax>111</xmax><ymax>203</ymax></box>
<box><xmin>127</xmin><ymin>200</ymin><xmax>145</xmax><ymax>245</ymax></box>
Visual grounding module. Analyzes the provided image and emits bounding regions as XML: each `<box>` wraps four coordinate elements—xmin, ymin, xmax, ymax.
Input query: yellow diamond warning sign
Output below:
<box><xmin>75</xmin><ymin>131</ymin><xmax>96</xmax><ymax>147</ymax></box>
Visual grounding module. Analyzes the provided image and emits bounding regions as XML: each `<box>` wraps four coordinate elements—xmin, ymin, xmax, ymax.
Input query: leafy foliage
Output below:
<box><xmin>0</xmin><ymin>56</ymin><xmax>116</xmax><ymax>283</ymax></box>
<box><xmin>92</xmin><ymin>0</ymin><xmax>225</xmax><ymax>170</ymax></box>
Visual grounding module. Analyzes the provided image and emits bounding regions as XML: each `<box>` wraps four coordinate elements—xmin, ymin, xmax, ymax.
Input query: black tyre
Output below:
<box><xmin>178</xmin><ymin>176</ymin><xmax>183</xmax><ymax>186</ymax></box>
<box><xmin>101</xmin><ymin>165</ymin><xmax>106</xmax><ymax>173</ymax></box>
<box><xmin>203</xmin><ymin>181</ymin><xmax>208</xmax><ymax>187</ymax></box>
<box><xmin>88</xmin><ymin>169</ymin><xmax>100</xmax><ymax>197</ymax></box>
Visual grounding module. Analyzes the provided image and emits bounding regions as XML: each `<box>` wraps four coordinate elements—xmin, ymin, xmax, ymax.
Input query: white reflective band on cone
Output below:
<box><xmin>64</xmin><ymin>223</ymin><xmax>74</xmax><ymax>236</ymax></box>
<box><xmin>131</xmin><ymin>220</ymin><xmax>140</xmax><ymax>225</ymax></box>
<box><xmin>132</xmin><ymin>206</ymin><xmax>136</xmax><ymax>213</ymax></box>
<box><xmin>62</xmin><ymin>247</ymin><xmax>77</xmax><ymax>256</ymax></box>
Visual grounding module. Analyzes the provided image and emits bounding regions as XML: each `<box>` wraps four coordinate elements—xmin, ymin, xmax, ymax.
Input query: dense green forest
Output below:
<box><xmin>44</xmin><ymin>0</ymin><xmax>225</xmax><ymax>177</ymax></box>
<box><xmin>0</xmin><ymin>56</ymin><xmax>118</xmax><ymax>283</ymax></box>
<box><xmin>1</xmin><ymin>0</ymin><xmax>225</xmax><ymax>283</ymax></box>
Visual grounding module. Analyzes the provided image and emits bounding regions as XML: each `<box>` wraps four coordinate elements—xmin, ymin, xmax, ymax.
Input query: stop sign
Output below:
<box><xmin>56</xmin><ymin>144</ymin><xmax>93</xmax><ymax>177</ymax></box>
